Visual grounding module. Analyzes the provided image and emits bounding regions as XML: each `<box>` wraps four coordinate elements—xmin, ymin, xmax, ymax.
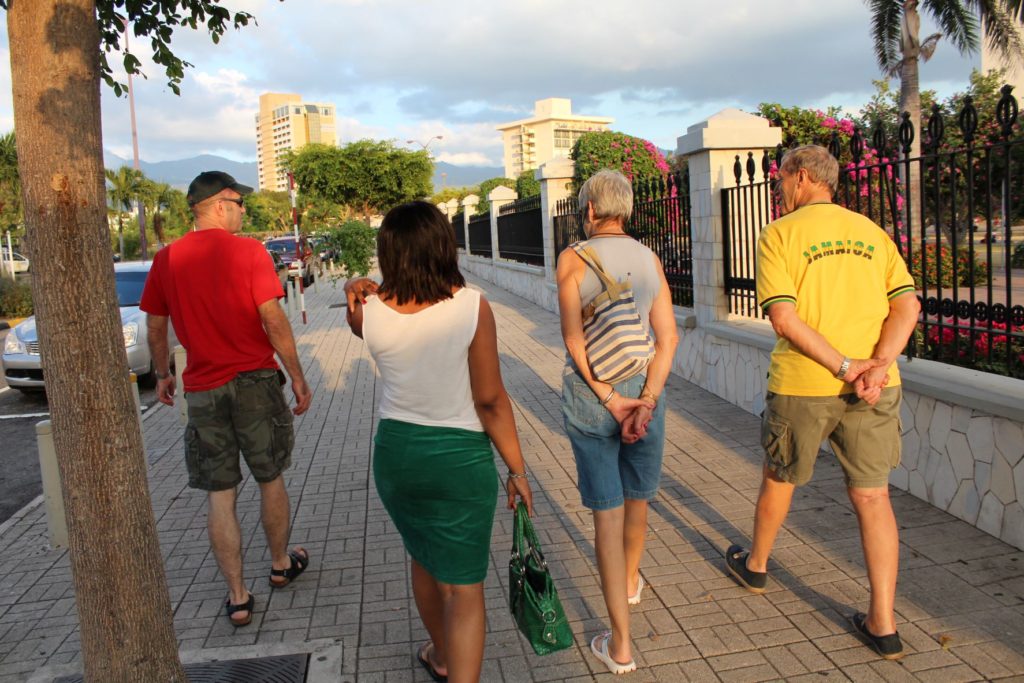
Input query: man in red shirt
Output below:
<box><xmin>141</xmin><ymin>171</ymin><xmax>313</xmax><ymax>627</ymax></box>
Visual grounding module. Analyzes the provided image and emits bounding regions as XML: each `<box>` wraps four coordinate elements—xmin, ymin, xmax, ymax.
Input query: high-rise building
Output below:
<box><xmin>495</xmin><ymin>98</ymin><xmax>614</xmax><ymax>179</ymax></box>
<box><xmin>981</xmin><ymin>26</ymin><xmax>1024</xmax><ymax>100</ymax></box>
<box><xmin>255</xmin><ymin>93</ymin><xmax>337</xmax><ymax>192</ymax></box>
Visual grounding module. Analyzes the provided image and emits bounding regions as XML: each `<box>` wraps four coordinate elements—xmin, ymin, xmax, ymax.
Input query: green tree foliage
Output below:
<box><xmin>429</xmin><ymin>186</ymin><xmax>474</xmax><ymax>205</ymax></box>
<box><xmin>570</xmin><ymin>131</ymin><xmax>670</xmax><ymax>191</ymax></box>
<box><xmin>515</xmin><ymin>169</ymin><xmax>541</xmax><ymax>198</ymax></box>
<box><xmin>320</xmin><ymin>219</ymin><xmax>376</xmax><ymax>278</ymax></box>
<box><xmin>0</xmin><ymin>132</ymin><xmax>21</xmax><ymax>239</ymax></box>
<box><xmin>0</xmin><ymin>276</ymin><xmax>33</xmax><ymax>317</ymax></box>
<box><xmin>244</xmin><ymin>190</ymin><xmax>293</xmax><ymax>233</ymax></box>
<box><xmin>476</xmin><ymin>176</ymin><xmax>516</xmax><ymax>214</ymax></box>
<box><xmin>287</xmin><ymin>140</ymin><xmax>433</xmax><ymax>220</ymax></box>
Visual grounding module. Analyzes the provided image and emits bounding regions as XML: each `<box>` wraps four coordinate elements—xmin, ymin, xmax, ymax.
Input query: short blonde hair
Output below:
<box><xmin>579</xmin><ymin>170</ymin><xmax>633</xmax><ymax>225</ymax></box>
<box><xmin>780</xmin><ymin>145</ymin><xmax>838</xmax><ymax>195</ymax></box>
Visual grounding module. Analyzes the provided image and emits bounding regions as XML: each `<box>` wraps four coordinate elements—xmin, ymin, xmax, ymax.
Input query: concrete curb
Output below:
<box><xmin>26</xmin><ymin>639</ymin><xmax>344</xmax><ymax>683</ymax></box>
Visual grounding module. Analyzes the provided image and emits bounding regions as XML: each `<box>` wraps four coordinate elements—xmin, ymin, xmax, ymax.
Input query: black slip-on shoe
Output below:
<box><xmin>725</xmin><ymin>544</ymin><xmax>768</xmax><ymax>594</ymax></box>
<box><xmin>850</xmin><ymin>612</ymin><xmax>904</xmax><ymax>660</ymax></box>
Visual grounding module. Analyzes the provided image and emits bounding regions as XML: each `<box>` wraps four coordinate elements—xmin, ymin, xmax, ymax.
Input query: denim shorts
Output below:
<box><xmin>561</xmin><ymin>367</ymin><xmax>666</xmax><ymax>510</ymax></box>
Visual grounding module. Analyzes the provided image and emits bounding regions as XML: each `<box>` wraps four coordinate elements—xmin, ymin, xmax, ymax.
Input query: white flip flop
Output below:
<box><xmin>627</xmin><ymin>574</ymin><xmax>646</xmax><ymax>606</ymax></box>
<box><xmin>590</xmin><ymin>632</ymin><xmax>636</xmax><ymax>675</ymax></box>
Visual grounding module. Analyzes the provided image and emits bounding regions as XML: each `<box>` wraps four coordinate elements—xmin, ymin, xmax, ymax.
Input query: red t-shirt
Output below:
<box><xmin>140</xmin><ymin>229</ymin><xmax>285</xmax><ymax>392</ymax></box>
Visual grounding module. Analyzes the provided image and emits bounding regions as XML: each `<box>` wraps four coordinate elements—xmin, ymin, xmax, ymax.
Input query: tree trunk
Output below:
<box><xmin>7</xmin><ymin>2</ymin><xmax>186</xmax><ymax>681</ymax></box>
<box><xmin>899</xmin><ymin>5</ymin><xmax>924</xmax><ymax>241</ymax></box>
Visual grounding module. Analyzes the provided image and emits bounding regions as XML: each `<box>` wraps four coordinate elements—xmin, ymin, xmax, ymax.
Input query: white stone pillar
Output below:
<box><xmin>461</xmin><ymin>194</ymin><xmax>479</xmax><ymax>253</ymax></box>
<box><xmin>537</xmin><ymin>158</ymin><xmax>575</xmax><ymax>283</ymax></box>
<box><xmin>488</xmin><ymin>185</ymin><xmax>518</xmax><ymax>261</ymax></box>
<box><xmin>677</xmin><ymin>109</ymin><xmax>781</xmax><ymax>325</ymax></box>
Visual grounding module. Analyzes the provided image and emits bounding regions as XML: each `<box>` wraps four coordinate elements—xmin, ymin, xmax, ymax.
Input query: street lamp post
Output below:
<box><xmin>407</xmin><ymin>135</ymin><xmax>443</xmax><ymax>154</ymax></box>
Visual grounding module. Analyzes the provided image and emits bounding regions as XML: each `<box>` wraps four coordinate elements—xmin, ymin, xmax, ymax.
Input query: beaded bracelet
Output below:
<box><xmin>507</xmin><ymin>471</ymin><xmax>527</xmax><ymax>480</ymax></box>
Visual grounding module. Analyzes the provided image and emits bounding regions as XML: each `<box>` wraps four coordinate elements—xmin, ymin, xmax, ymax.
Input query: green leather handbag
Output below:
<box><xmin>509</xmin><ymin>503</ymin><xmax>573</xmax><ymax>655</ymax></box>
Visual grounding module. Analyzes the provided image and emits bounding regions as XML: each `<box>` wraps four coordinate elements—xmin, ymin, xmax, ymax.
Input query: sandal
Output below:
<box><xmin>590</xmin><ymin>631</ymin><xmax>636</xmax><ymax>675</ymax></box>
<box><xmin>627</xmin><ymin>574</ymin><xmax>646</xmax><ymax>606</ymax></box>
<box><xmin>269</xmin><ymin>547</ymin><xmax>310</xmax><ymax>588</ymax></box>
<box><xmin>225</xmin><ymin>592</ymin><xmax>254</xmax><ymax>627</ymax></box>
<box><xmin>417</xmin><ymin>642</ymin><xmax>448</xmax><ymax>682</ymax></box>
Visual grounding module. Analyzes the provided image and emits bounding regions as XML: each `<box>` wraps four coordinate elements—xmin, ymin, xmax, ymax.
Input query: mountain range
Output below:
<box><xmin>103</xmin><ymin>150</ymin><xmax>503</xmax><ymax>194</ymax></box>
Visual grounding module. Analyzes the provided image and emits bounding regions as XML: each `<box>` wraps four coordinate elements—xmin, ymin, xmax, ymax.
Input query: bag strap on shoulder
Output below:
<box><xmin>571</xmin><ymin>242</ymin><xmax>623</xmax><ymax>297</ymax></box>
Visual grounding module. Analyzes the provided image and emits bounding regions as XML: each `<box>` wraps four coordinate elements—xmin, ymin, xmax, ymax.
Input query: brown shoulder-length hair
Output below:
<box><xmin>376</xmin><ymin>201</ymin><xmax>466</xmax><ymax>305</ymax></box>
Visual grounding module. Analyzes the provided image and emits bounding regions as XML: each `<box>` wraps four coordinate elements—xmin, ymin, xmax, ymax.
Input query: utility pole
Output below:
<box><xmin>124</xmin><ymin>20</ymin><xmax>147</xmax><ymax>261</ymax></box>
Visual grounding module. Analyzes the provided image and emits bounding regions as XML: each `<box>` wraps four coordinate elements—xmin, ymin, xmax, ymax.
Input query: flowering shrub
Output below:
<box><xmin>571</xmin><ymin>131</ymin><xmax>669</xmax><ymax>191</ymax></box>
<box><xmin>909</xmin><ymin>244</ymin><xmax>990</xmax><ymax>287</ymax></box>
<box><xmin>922</xmin><ymin>317</ymin><xmax>1024</xmax><ymax>376</ymax></box>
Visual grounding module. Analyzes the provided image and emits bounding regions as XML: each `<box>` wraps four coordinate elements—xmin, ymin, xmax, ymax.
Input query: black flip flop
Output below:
<box><xmin>850</xmin><ymin>612</ymin><xmax>904</xmax><ymax>660</ymax></box>
<box><xmin>417</xmin><ymin>642</ymin><xmax>447</xmax><ymax>682</ymax></box>
<box><xmin>269</xmin><ymin>547</ymin><xmax>310</xmax><ymax>588</ymax></box>
<box><xmin>225</xmin><ymin>592</ymin><xmax>254</xmax><ymax>627</ymax></box>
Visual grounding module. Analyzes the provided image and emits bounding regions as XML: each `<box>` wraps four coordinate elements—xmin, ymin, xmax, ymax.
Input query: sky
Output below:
<box><xmin>0</xmin><ymin>1</ymin><xmax>988</xmax><ymax>168</ymax></box>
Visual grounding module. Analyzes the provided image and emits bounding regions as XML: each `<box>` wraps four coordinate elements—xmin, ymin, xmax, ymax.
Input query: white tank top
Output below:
<box><xmin>362</xmin><ymin>287</ymin><xmax>484</xmax><ymax>431</ymax></box>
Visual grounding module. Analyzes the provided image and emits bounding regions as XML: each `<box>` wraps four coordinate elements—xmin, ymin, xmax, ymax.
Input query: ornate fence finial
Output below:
<box><xmin>733</xmin><ymin>154</ymin><xmax>742</xmax><ymax>186</ymax></box>
<box><xmin>850</xmin><ymin>126</ymin><xmax>864</xmax><ymax>163</ymax></box>
<box><xmin>997</xmin><ymin>84</ymin><xmax>1019</xmax><ymax>137</ymax></box>
<box><xmin>774</xmin><ymin>144</ymin><xmax>785</xmax><ymax>170</ymax></box>
<box><xmin>872</xmin><ymin>119</ymin><xmax>886</xmax><ymax>155</ymax></box>
<box><xmin>827</xmin><ymin>130</ymin><xmax>841</xmax><ymax>159</ymax></box>
<box><xmin>926</xmin><ymin>103</ymin><xmax>945</xmax><ymax>152</ymax></box>
<box><xmin>959</xmin><ymin>95</ymin><xmax>978</xmax><ymax>145</ymax></box>
<box><xmin>745</xmin><ymin>151</ymin><xmax>756</xmax><ymax>184</ymax></box>
<box><xmin>898</xmin><ymin>111</ymin><xmax>915</xmax><ymax>155</ymax></box>
<box><xmin>760</xmin><ymin>149</ymin><xmax>771</xmax><ymax>180</ymax></box>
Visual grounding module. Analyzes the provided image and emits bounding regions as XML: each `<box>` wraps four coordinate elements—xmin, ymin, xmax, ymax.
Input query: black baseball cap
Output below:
<box><xmin>186</xmin><ymin>171</ymin><xmax>254</xmax><ymax>206</ymax></box>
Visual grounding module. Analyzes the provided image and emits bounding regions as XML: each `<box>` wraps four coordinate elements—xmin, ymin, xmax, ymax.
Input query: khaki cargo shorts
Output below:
<box><xmin>761</xmin><ymin>386</ymin><xmax>902</xmax><ymax>489</ymax></box>
<box><xmin>184</xmin><ymin>369</ymin><xmax>295</xmax><ymax>491</ymax></box>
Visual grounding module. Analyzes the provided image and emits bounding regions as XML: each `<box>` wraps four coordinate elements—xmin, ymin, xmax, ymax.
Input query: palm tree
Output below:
<box><xmin>105</xmin><ymin>165</ymin><xmax>143</xmax><ymax>259</ymax></box>
<box><xmin>867</xmin><ymin>0</ymin><xmax>1024</xmax><ymax>232</ymax></box>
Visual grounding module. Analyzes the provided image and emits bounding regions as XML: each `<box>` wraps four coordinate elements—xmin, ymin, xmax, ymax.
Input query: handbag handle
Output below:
<box><xmin>512</xmin><ymin>502</ymin><xmax>547</xmax><ymax>568</ymax></box>
<box><xmin>571</xmin><ymin>242</ymin><xmax>625</xmax><ymax>299</ymax></box>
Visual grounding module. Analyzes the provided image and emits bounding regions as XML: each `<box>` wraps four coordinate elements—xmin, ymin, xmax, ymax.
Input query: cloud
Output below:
<box><xmin>0</xmin><ymin>2</ymin><xmax>984</xmax><ymax>165</ymax></box>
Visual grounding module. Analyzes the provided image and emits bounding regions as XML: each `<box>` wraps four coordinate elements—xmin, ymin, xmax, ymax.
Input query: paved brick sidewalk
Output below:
<box><xmin>1</xmin><ymin>276</ymin><xmax>1023</xmax><ymax>682</ymax></box>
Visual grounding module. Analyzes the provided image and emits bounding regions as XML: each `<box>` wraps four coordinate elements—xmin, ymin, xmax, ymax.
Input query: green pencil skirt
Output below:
<box><xmin>373</xmin><ymin>418</ymin><xmax>498</xmax><ymax>585</ymax></box>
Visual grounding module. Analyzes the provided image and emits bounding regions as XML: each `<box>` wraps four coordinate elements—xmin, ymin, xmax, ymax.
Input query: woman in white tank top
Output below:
<box><xmin>347</xmin><ymin>201</ymin><xmax>533</xmax><ymax>683</ymax></box>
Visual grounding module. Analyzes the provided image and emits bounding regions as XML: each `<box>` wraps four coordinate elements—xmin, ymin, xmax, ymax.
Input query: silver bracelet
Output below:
<box><xmin>507</xmin><ymin>471</ymin><xmax>527</xmax><ymax>480</ymax></box>
<box><xmin>599</xmin><ymin>387</ymin><xmax>616</xmax><ymax>406</ymax></box>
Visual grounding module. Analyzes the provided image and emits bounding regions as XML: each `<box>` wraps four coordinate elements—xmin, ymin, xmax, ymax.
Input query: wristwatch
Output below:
<box><xmin>154</xmin><ymin>369</ymin><xmax>172</xmax><ymax>381</ymax></box>
<box><xmin>836</xmin><ymin>357</ymin><xmax>851</xmax><ymax>380</ymax></box>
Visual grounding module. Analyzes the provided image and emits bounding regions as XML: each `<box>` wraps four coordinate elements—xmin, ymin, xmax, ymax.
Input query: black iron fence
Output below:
<box><xmin>496</xmin><ymin>195</ymin><xmax>543</xmax><ymax>266</ymax></box>
<box><xmin>721</xmin><ymin>86</ymin><xmax>1024</xmax><ymax>378</ymax></box>
<box><xmin>721</xmin><ymin>151</ymin><xmax>776</xmax><ymax>319</ymax></box>
<box><xmin>553</xmin><ymin>197</ymin><xmax>584</xmax><ymax>256</ymax></box>
<box><xmin>552</xmin><ymin>174</ymin><xmax>693</xmax><ymax>307</ymax></box>
<box><xmin>451</xmin><ymin>211</ymin><xmax>465</xmax><ymax>250</ymax></box>
<box><xmin>467</xmin><ymin>212</ymin><xmax>492</xmax><ymax>258</ymax></box>
<box><xmin>632</xmin><ymin>174</ymin><xmax>693</xmax><ymax>307</ymax></box>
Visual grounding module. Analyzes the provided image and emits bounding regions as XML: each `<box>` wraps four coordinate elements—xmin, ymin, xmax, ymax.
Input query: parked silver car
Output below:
<box><xmin>2</xmin><ymin>262</ymin><xmax>175</xmax><ymax>392</ymax></box>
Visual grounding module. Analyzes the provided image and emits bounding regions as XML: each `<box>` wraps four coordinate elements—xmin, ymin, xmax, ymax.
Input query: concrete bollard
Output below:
<box><xmin>35</xmin><ymin>421</ymin><xmax>68</xmax><ymax>549</ymax></box>
<box><xmin>174</xmin><ymin>345</ymin><xmax>188</xmax><ymax>426</ymax></box>
<box><xmin>129</xmin><ymin>372</ymin><xmax>144</xmax><ymax>446</ymax></box>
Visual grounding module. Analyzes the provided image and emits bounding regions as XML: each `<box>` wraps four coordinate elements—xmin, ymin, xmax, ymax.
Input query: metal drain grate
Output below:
<box><xmin>55</xmin><ymin>653</ymin><xmax>308</xmax><ymax>683</ymax></box>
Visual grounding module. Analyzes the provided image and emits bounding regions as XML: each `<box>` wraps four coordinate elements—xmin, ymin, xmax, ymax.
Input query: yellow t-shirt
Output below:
<box><xmin>756</xmin><ymin>203</ymin><xmax>916</xmax><ymax>396</ymax></box>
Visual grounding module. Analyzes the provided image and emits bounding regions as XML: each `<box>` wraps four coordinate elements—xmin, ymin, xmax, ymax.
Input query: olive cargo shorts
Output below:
<box><xmin>761</xmin><ymin>387</ymin><xmax>902</xmax><ymax>489</ymax></box>
<box><xmin>184</xmin><ymin>369</ymin><xmax>295</xmax><ymax>491</ymax></box>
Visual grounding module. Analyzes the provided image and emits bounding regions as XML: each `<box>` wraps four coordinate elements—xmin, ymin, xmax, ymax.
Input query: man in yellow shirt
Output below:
<box><xmin>724</xmin><ymin>145</ymin><xmax>920</xmax><ymax>660</ymax></box>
